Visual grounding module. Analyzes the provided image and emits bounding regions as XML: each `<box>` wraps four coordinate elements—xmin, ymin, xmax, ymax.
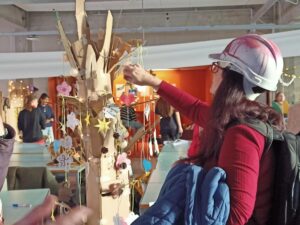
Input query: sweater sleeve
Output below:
<box><xmin>157</xmin><ymin>81</ymin><xmax>210</xmax><ymax>127</ymax></box>
<box><xmin>218</xmin><ymin>124</ymin><xmax>265</xmax><ymax>225</ymax></box>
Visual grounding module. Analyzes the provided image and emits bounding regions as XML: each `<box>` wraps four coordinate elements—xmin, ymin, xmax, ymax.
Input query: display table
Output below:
<box><xmin>0</xmin><ymin>189</ymin><xmax>50</xmax><ymax>224</ymax></box>
<box><xmin>139</xmin><ymin>140</ymin><xmax>190</xmax><ymax>213</ymax></box>
<box><xmin>9</xmin><ymin>142</ymin><xmax>85</xmax><ymax>205</ymax></box>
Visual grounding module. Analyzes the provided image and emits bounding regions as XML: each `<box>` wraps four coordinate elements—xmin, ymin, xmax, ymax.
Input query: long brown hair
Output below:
<box><xmin>194</xmin><ymin>68</ymin><xmax>284</xmax><ymax>165</ymax></box>
<box><xmin>156</xmin><ymin>97</ymin><xmax>174</xmax><ymax>118</ymax></box>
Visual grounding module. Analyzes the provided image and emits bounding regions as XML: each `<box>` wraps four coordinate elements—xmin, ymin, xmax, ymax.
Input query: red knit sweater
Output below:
<box><xmin>157</xmin><ymin>81</ymin><xmax>274</xmax><ymax>225</ymax></box>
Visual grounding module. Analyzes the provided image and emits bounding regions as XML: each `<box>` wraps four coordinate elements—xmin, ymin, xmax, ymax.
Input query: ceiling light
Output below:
<box><xmin>26</xmin><ymin>35</ymin><xmax>40</xmax><ymax>41</ymax></box>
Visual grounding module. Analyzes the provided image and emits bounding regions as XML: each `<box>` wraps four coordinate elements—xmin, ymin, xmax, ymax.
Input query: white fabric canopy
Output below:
<box><xmin>1</xmin><ymin>29</ymin><xmax>300</xmax><ymax>79</ymax></box>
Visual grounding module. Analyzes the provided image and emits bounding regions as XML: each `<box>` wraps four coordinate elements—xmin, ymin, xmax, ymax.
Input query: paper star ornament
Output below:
<box><xmin>67</xmin><ymin>112</ymin><xmax>80</xmax><ymax>131</ymax></box>
<box><xmin>84</xmin><ymin>112</ymin><xmax>91</xmax><ymax>126</ymax></box>
<box><xmin>94</xmin><ymin>118</ymin><xmax>111</xmax><ymax>133</ymax></box>
<box><xmin>59</xmin><ymin>122</ymin><xmax>67</xmax><ymax>135</ymax></box>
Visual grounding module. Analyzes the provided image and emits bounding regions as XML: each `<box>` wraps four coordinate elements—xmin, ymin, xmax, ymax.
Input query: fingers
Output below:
<box><xmin>15</xmin><ymin>195</ymin><xmax>57</xmax><ymax>225</ymax></box>
<box><xmin>54</xmin><ymin>207</ymin><xmax>93</xmax><ymax>225</ymax></box>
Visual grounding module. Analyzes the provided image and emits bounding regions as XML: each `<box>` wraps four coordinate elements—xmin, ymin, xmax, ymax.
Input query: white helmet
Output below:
<box><xmin>209</xmin><ymin>34</ymin><xmax>283</xmax><ymax>91</ymax></box>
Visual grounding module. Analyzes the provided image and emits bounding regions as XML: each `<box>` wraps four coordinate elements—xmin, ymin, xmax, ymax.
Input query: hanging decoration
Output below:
<box><xmin>57</xmin><ymin>152</ymin><xmax>73</xmax><ymax>167</ymax></box>
<box><xmin>66</xmin><ymin>112</ymin><xmax>80</xmax><ymax>131</ymax></box>
<box><xmin>59</xmin><ymin>122</ymin><xmax>67</xmax><ymax>135</ymax></box>
<box><xmin>60</xmin><ymin>135</ymin><xmax>73</xmax><ymax>149</ymax></box>
<box><xmin>57</xmin><ymin>81</ymin><xmax>72</xmax><ymax>96</ymax></box>
<box><xmin>142</xmin><ymin>159</ymin><xmax>152</xmax><ymax>173</ymax></box>
<box><xmin>94</xmin><ymin>118</ymin><xmax>111</xmax><ymax>134</ymax></box>
<box><xmin>103</xmin><ymin>104</ymin><xmax>120</xmax><ymax>119</ymax></box>
<box><xmin>53</xmin><ymin>140</ymin><xmax>61</xmax><ymax>152</ymax></box>
<box><xmin>84</xmin><ymin>111</ymin><xmax>91</xmax><ymax>126</ymax></box>
<box><xmin>153</xmin><ymin>129</ymin><xmax>159</xmax><ymax>155</ymax></box>
<box><xmin>116</xmin><ymin>152</ymin><xmax>131</xmax><ymax>169</ymax></box>
<box><xmin>144</xmin><ymin>103</ymin><xmax>150</xmax><ymax>121</ymax></box>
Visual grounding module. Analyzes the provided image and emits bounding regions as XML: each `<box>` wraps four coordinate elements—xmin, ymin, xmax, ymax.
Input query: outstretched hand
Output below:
<box><xmin>122</xmin><ymin>64</ymin><xmax>162</xmax><ymax>89</ymax></box>
<box><xmin>14</xmin><ymin>195</ymin><xmax>93</xmax><ymax>225</ymax></box>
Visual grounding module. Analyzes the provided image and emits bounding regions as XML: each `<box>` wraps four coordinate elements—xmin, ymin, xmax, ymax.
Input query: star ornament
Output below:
<box><xmin>84</xmin><ymin>112</ymin><xmax>91</xmax><ymax>126</ymax></box>
<box><xmin>94</xmin><ymin>118</ymin><xmax>111</xmax><ymax>133</ymax></box>
<box><xmin>59</xmin><ymin>122</ymin><xmax>67</xmax><ymax>135</ymax></box>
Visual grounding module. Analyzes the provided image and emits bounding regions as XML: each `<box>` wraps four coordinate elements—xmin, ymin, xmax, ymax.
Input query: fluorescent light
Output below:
<box><xmin>26</xmin><ymin>34</ymin><xmax>40</xmax><ymax>41</ymax></box>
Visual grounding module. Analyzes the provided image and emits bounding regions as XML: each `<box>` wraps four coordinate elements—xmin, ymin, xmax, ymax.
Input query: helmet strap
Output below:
<box><xmin>243</xmin><ymin>78</ymin><xmax>261</xmax><ymax>101</ymax></box>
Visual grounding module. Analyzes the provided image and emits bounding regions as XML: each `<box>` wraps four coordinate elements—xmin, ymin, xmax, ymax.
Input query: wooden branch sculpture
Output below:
<box><xmin>56</xmin><ymin>1</ymin><xmax>138</xmax><ymax>224</ymax></box>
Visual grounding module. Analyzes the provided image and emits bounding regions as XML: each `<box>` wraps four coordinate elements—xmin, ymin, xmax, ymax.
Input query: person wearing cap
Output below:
<box><xmin>38</xmin><ymin>93</ymin><xmax>55</xmax><ymax>143</ymax></box>
<box><xmin>18</xmin><ymin>95</ymin><xmax>46</xmax><ymax>144</ymax></box>
<box><xmin>123</xmin><ymin>34</ymin><xmax>284</xmax><ymax>224</ymax></box>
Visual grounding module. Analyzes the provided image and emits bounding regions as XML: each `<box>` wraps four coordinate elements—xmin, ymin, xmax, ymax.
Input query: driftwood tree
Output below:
<box><xmin>56</xmin><ymin>1</ymin><xmax>138</xmax><ymax>224</ymax></box>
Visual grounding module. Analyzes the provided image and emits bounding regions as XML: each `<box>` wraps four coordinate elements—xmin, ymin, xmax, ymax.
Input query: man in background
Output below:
<box><xmin>18</xmin><ymin>95</ymin><xmax>45</xmax><ymax>143</ymax></box>
<box><xmin>38</xmin><ymin>93</ymin><xmax>55</xmax><ymax>143</ymax></box>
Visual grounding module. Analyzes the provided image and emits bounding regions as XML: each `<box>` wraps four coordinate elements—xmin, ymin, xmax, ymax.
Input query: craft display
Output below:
<box><xmin>55</xmin><ymin>0</ymin><xmax>140</xmax><ymax>223</ymax></box>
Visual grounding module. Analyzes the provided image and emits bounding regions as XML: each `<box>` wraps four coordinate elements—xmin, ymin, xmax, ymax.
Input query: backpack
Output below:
<box><xmin>240</xmin><ymin>119</ymin><xmax>300</xmax><ymax>225</ymax></box>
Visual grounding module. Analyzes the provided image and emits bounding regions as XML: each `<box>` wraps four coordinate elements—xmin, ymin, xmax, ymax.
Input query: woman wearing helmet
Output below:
<box><xmin>123</xmin><ymin>34</ymin><xmax>284</xmax><ymax>224</ymax></box>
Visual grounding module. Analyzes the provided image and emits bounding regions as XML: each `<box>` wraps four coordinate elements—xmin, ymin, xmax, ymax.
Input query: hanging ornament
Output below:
<box><xmin>116</xmin><ymin>152</ymin><xmax>131</xmax><ymax>169</ymax></box>
<box><xmin>59</xmin><ymin>122</ymin><xmax>67</xmax><ymax>135</ymax></box>
<box><xmin>148</xmin><ymin>138</ymin><xmax>153</xmax><ymax>157</ymax></box>
<box><xmin>119</xmin><ymin>140</ymin><xmax>128</xmax><ymax>149</ymax></box>
<box><xmin>84</xmin><ymin>112</ymin><xmax>91</xmax><ymax>126</ymax></box>
<box><xmin>120</xmin><ymin>92</ymin><xmax>136</xmax><ymax>106</ymax></box>
<box><xmin>94</xmin><ymin>118</ymin><xmax>111</xmax><ymax>133</ymax></box>
<box><xmin>66</xmin><ymin>112</ymin><xmax>80</xmax><ymax>131</ymax></box>
<box><xmin>153</xmin><ymin>129</ymin><xmax>159</xmax><ymax>155</ymax></box>
<box><xmin>103</xmin><ymin>104</ymin><xmax>120</xmax><ymax>119</ymax></box>
<box><xmin>144</xmin><ymin>103</ymin><xmax>150</xmax><ymax>121</ymax></box>
<box><xmin>57</xmin><ymin>152</ymin><xmax>73</xmax><ymax>167</ymax></box>
<box><xmin>56</xmin><ymin>81</ymin><xmax>72</xmax><ymax>96</ymax></box>
<box><xmin>60</xmin><ymin>135</ymin><xmax>73</xmax><ymax>149</ymax></box>
<box><xmin>142</xmin><ymin>159</ymin><xmax>152</xmax><ymax>173</ymax></box>
<box><xmin>53</xmin><ymin>140</ymin><xmax>61</xmax><ymax>152</ymax></box>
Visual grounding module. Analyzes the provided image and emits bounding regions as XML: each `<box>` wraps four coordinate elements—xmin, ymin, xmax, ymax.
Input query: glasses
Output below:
<box><xmin>210</xmin><ymin>62</ymin><xmax>224</xmax><ymax>73</ymax></box>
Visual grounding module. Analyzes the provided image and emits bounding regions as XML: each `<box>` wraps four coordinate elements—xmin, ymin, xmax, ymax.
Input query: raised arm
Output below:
<box><xmin>123</xmin><ymin>64</ymin><xmax>210</xmax><ymax>127</ymax></box>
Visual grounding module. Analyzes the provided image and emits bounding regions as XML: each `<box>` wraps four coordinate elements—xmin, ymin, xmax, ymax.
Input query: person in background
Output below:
<box><xmin>272</xmin><ymin>91</ymin><xmax>289</xmax><ymax>118</ymax></box>
<box><xmin>0</xmin><ymin>114</ymin><xmax>92</xmax><ymax>224</ymax></box>
<box><xmin>155</xmin><ymin>97</ymin><xmax>183</xmax><ymax>142</ymax></box>
<box><xmin>123</xmin><ymin>34</ymin><xmax>284</xmax><ymax>224</ymax></box>
<box><xmin>38</xmin><ymin>93</ymin><xmax>55</xmax><ymax>143</ymax></box>
<box><xmin>18</xmin><ymin>95</ymin><xmax>46</xmax><ymax>143</ymax></box>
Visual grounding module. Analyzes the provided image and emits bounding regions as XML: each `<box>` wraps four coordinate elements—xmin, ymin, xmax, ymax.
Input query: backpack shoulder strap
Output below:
<box><xmin>230</xmin><ymin>118</ymin><xmax>274</xmax><ymax>152</ymax></box>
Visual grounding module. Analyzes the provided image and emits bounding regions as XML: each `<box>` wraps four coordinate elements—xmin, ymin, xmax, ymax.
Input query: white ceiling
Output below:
<box><xmin>1</xmin><ymin>0</ymin><xmax>300</xmax><ymax>52</ymax></box>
